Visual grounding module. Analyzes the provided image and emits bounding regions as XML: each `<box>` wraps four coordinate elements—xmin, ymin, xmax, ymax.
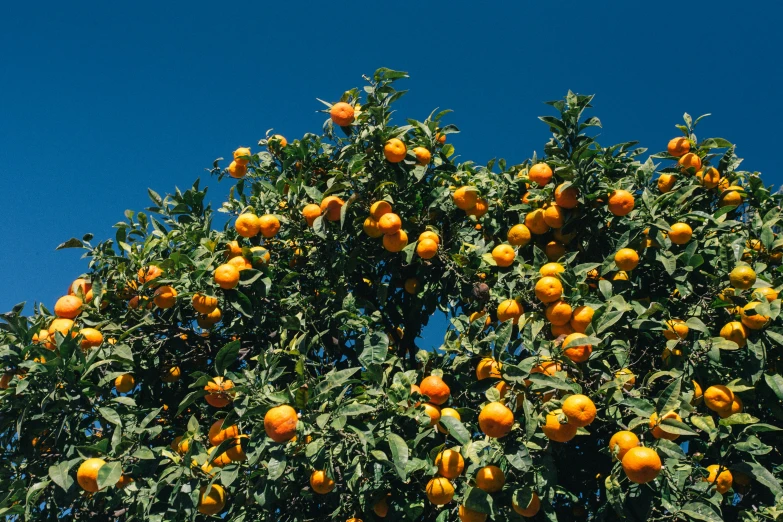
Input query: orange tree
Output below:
<box><xmin>1</xmin><ymin>68</ymin><xmax>782</xmax><ymax>522</ymax></box>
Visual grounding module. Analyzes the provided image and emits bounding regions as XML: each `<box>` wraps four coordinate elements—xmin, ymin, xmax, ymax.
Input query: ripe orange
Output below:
<box><xmin>668</xmin><ymin>222</ymin><xmax>692</xmax><ymax>245</ymax></box>
<box><xmin>507</xmin><ymin>224</ymin><xmax>532</xmax><ymax>246</ymax></box>
<box><xmin>562</xmin><ymin>394</ymin><xmax>596</xmax><ymax>427</ymax></box>
<box><xmin>753</xmin><ymin>287</ymin><xmax>778</xmax><ymax>302</ymax></box>
<box><xmin>497</xmin><ymin>299</ymin><xmax>523</xmax><ymax>324</ymax></box>
<box><xmin>663</xmin><ymin>319</ymin><xmax>688</xmax><ymax>340</ymax></box>
<box><xmin>258</xmin><ymin>214</ymin><xmax>281</xmax><ymax>238</ymax></box>
<box><xmin>543</xmin><ymin>204</ymin><xmax>565</xmax><ymax>228</ymax></box>
<box><xmin>320</xmin><ymin>196</ymin><xmax>345</xmax><ymax>222</ymax></box>
<box><xmin>378</xmin><ymin>213</ymin><xmax>402</xmax><ymax>235</ymax></box>
<box><xmin>425</xmin><ymin>477</ymin><xmax>454</xmax><ymax>505</ymax></box>
<box><xmin>228</xmin><ymin>255</ymin><xmax>252</xmax><ymax>271</ymax></box>
<box><xmin>435</xmin><ymin>448</ymin><xmax>464</xmax><ymax>479</ymax></box>
<box><xmin>79</xmin><ymin>328</ymin><xmax>103</xmax><ymax>350</ymax></box>
<box><xmin>607</xmin><ymin>189</ymin><xmax>635</xmax><ymax>216</ymax></box>
<box><xmin>197</xmin><ymin>307</ymin><xmax>222</xmax><ymax>328</ymax></box>
<box><xmin>269</xmin><ymin>134</ymin><xmax>287</xmax><ymax>148</ymax></box>
<box><xmin>545</xmin><ymin>300</ymin><xmax>572</xmax><ymax>326</ymax></box>
<box><xmin>704</xmin><ymin>464</ymin><xmax>733</xmax><ymax>494</ymax></box>
<box><xmin>214</xmin><ymin>264</ymin><xmax>240</xmax><ymax>290</ymax></box>
<box><xmin>720</xmin><ymin>395</ymin><xmax>743</xmax><ymax>418</ymax></box>
<box><xmin>729</xmin><ymin>265</ymin><xmax>756</xmax><ymax>289</ymax></box>
<box><xmin>382</xmin><ymin>230</ymin><xmax>408</xmax><ymax>252</ymax></box>
<box><xmin>720</xmin><ymin>185</ymin><xmax>744</xmax><ymax>207</ymax></box>
<box><xmin>475</xmin><ymin>465</ymin><xmax>505</xmax><ymax>492</ymax></box>
<box><xmin>404</xmin><ymin>278</ymin><xmax>420</xmax><ymax>294</ymax></box>
<box><xmin>535</xmin><ymin>276</ymin><xmax>563</xmax><ymax>303</ymax></box>
<box><xmin>453</xmin><ymin>186</ymin><xmax>478</xmax><ymax>210</ymax></box>
<box><xmin>614</xmin><ymin>248</ymin><xmax>639</xmax><ymax>271</ymax></box>
<box><xmin>233</xmin><ymin>146</ymin><xmax>251</xmax><ymax>166</ymax></box>
<box><xmin>525</xmin><ymin>209</ymin><xmax>550</xmax><ymax>235</ymax></box>
<box><xmin>198</xmin><ymin>484</ymin><xmax>226</xmax><ymax>515</ymax></box>
<box><xmin>417</xmin><ymin>238</ymin><xmax>438</xmax><ymax>259</ymax></box>
<box><xmin>413</xmin><ymin>146</ymin><xmax>431</xmax><ymax>166</ymax></box>
<box><xmin>330</xmin><ymin>102</ymin><xmax>355</xmax><ymax>126</ymax></box>
<box><xmin>667</xmin><ymin>137</ymin><xmax>690</xmax><ymax>157</ymax></box>
<box><xmin>115</xmin><ymin>374</ymin><xmax>135</xmax><ymax>393</ymax></box>
<box><xmin>720</xmin><ymin>321</ymin><xmax>748</xmax><ymax>347</ymax></box>
<box><xmin>513</xmin><ymin>492</ymin><xmax>541</xmax><ymax>517</ymax></box>
<box><xmin>704</xmin><ymin>385</ymin><xmax>734</xmax><ymax>415</ymax></box>
<box><xmin>435</xmin><ymin>132</ymin><xmax>447</xmax><ymax>144</ymax></box>
<box><xmin>370</xmin><ymin>201</ymin><xmax>392</xmax><ymax>220</ymax></box>
<box><xmin>649</xmin><ymin>410</ymin><xmax>682</xmax><ymax>440</ymax></box>
<box><xmin>420</xmin><ymin>375</ymin><xmax>450</xmax><ymax>405</ymax></box>
<box><xmin>138</xmin><ymin>265</ymin><xmax>163</xmax><ymax>284</ymax></box>
<box><xmin>302</xmin><ymin>203</ymin><xmax>322</xmax><ymax>226</ymax></box>
<box><xmin>615</xmin><ymin>368</ymin><xmax>636</xmax><ymax>390</ymax></box>
<box><xmin>551</xmin><ymin>323</ymin><xmax>574</xmax><ymax>337</ymax></box>
<box><xmin>161</xmin><ymin>366</ymin><xmax>181</xmax><ymax>383</ymax></box>
<box><xmin>696</xmin><ymin>167</ymin><xmax>720</xmax><ymax>189</ymax></box>
<box><xmin>249</xmin><ymin>246</ymin><xmax>270</xmax><ymax>268</ymax></box>
<box><xmin>54</xmin><ymin>295</ymin><xmax>82</xmax><ymax>319</ymax></box>
<box><xmin>741</xmin><ymin>301</ymin><xmax>769</xmax><ymax>330</ymax></box>
<box><xmin>384</xmin><ymin>138</ymin><xmax>407</xmax><ymax>163</ymax></box>
<box><xmin>423</xmin><ymin>403</ymin><xmax>441</xmax><ymax>426</ymax></box>
<box><xmin>608</xmin><ymin>430</ymin><xmax>639</xmax><ymax>460</ymax></box>
<box><xmin>437</xmin><ymin>407</ymin><xmax>461</xmax><ymax>434</ymax></box>
<box><xmin>235</xmin><ymin>213</ymin><xmax>260</xmax><ymax>238</ymax></box>
<box><xmin>204</xmin><ymin>376</ymin><xmax>235</xmax><ymax>408</ymax></box>
<box><xmin>657</xmin><ymin>174</ymin><xmax>676</xmax><ymax>193</ymax></box>
<box><xmin>264</xmin><ymin>404</ymin><xmax>298</xmax><ymax>443</ymax></box>
<box><xmin>570</xmin><ymin>305</ymin><xmax>594</xmax><ymax>333</ymax></box>
<box><xmin>225</xmin><ymin>240</ymin><xmax>243</xmax><ymax>258</ymax></box>
<box><xmin>677</xmin><ymin>152</ymin><xmax>702</xmax><ymax>171</ymax></box>
<box><xmin>622</xmin><ymin>447</ymin><xmax>661</xmax><ymax>484</ymax></box>
<box><xmin>465</xmin><ymin>198</ymin><xmax>488</xmax><ymax>218</ymax></box>
<box><xmin>76</xmin><ymin>458</ymin><xmax>106</xmax><ymax>492</ymax></box>
<box><xmin>478</xmin><ymin>401</ymin><xmax>514</xmax><ymax>438</ymax></box>
<box><xmin>528</xmin><ymin>163</ymin><xmax>553</xmax><ymax>186</ymax></box>
<box><xmin>554</xmin><ymin>183</ymin><xmax>578</xmax><ymax>208</ymax></box>
<box><xmin>476</xmin><ymin>358</ymin><xmax>502</xmax><ymax>380</ymax></box>
<box><xmin>33</xmin><ymin>330</ymin><xmax>54</xmax><ymax>350</ymax></box>
<box><xmin>227</xmin><ymin>161</ymin><xmax>247</xmax><ymax>179</ymax></box>
<box><xmin>545</xmin><ymin>241</ymin><xmax>566</xmax><ymax>261</ymax></box>
<box><xmin>491</xmin><ymin>244</ymin><xmax>516</xmax><ymax>267</ymax></box>
<box><xmin>542</xmin><ymin>411</ymin><xmax>577</xmax><ymax>442</ymax></box>
<box><xmin>153</xmin><ymin>285</ymin><xmax>177</xmax><ymax>309</ymax></box>
<box><xmin>419</xmin><ymin>231</ymin><xmax>440</xmax><ymax>245</ymax></box>
<box><xmin>459</xmin><ymin>505</ymin><xmax>487</xmax><ymax>522</ymax></box>
<box><xmin>562</xmin><ymin>333</ymin><xmax>592</xmax><ymax>363</ymax></box>
<box><xmin>68</xmin><ymin>278</ymin><xmax>94</xmax><ymax>302</ymax></box>
<box><xmin>539</xmin><ymin>262</ymin><xmax>565</xmax><ymax>278</ymax></box>
<box><xmin>209</xmin><ymin>419</ymin><xmax>240</xmax><ymax>446</ymax></box>
<box><xmin>363</xmin><ymin>217</ymin><xmax>383</xmax><ymax>238</ymax></box>
<box><xmin>49</xmin><ymin>318</ymin><xmax>75</xmax><ymax>338</ymax></box>
<box><xmin>192</xmin><ymin>294</ymin><xmax>218</xmax><ymax>314</ymax></box>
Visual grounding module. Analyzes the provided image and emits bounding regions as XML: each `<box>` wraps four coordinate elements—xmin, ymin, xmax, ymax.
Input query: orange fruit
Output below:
<box><xmin>423</xmin><ymin>403</ymin><xmax>441</xmax><ymax>426</ymax></box>
<box><xmin>192</xmin><ymin>294</ymin><xmax>218</xmax><ymax>314</ymax></box>
<box><xmin>562</xmin><ymin>333</ymin><xmax>592</xmax><ymax>363</ymax></box>
<box><xmin>465</xmin><ymin>198</ymin><xmax>488</xmax><ymax>218</ymax></box>
<box><xmin>382</xmin><ymin>230</ymin><xmax>408</xmax><ymax>252</ymax></box>
<box><xmin>622</xmin><ymin>447</ymin><xmax>661</xmax><ymax>484</ymax></box>
<box><xmin>228</xmin><ymin>255</ymin><xmax>252</xmax><ymax>271</ymax></box>
<box><xmin>570</xmin><ymin>305</ymin><xmax>594</xmax><ymax>333</ymax></box>
<box><xmin>497</xmin><ymin>299</ymin><xmax>523</xmax><ymax>324</ymax></box>
<box><xmin>475</xmin><ymin>465</ymin><xmax>505</xmax><ymax>493</ymax></box>
<box><xmin>115</xmin><ymin>374</ymin><xmax>135</xmax><ymax>393</ymax></box>
<box><xmin>554</xmin><ymin>183</ymin><xmax>578</xmax><ymax>208</ymax></box>
<box><xmin>54</xmin><ymin>294</ymin><xmax>82</xmax><ymax>319</ymax></box>
<box><xmin>116</xmin><ymin>475</ymin><xmax>133</xmax><ymax>489</ymax></box>
<box><xmin>225</xmin><ymin>240</ymin><xmax>243</xmax><ymax>258</ymax></box>
<box><xmin>197</xmin><ymin>307</ymin><xmax>222</xmax><ymax>328</ymax></box>
<box><xmin>204</xmin><ymin>376</ymin><xmax>235</xmax><ymax>408</ymax></box>
<box><xmin>741</xmin><ymin>301</ymin><xmax>769</xmax><ymax>330</ymax></box>
<box><xmin>657</xmin><ymin>174</ymin><xmax>676</xmax><ymax>193</ymax></box>
<box><xmin>696</xmin><ymin>167</ymin><xmax>720</xmax><ymax>189</ymax></box>
<box><xmin>459</xmin><ymin>505</ymin><xmax>487</xmax><ymax>522</ymax></box>
<box><xmin>535</xmin><ymin>276</ymin><xmax>563</xmax><ymax>303</ymax></box>
<box><xmin>551</xmin><ymin>323</ymin><xmax>574</xmax><ymax>337</ymax></box>
<box><xmin>258</xmin><ymin>214</ymin><xmax>281</xmax><ymax>238</ymax></box>
<box><xmin>330</xmin><ymin>102</ymin><xmax>355</xmax><ymax>126</ymax></box>
<box><xmin>667</xmin><ymin>137</ymin><xmax>690</xmax><ymax>157</ymax></box>
<box><xmin>209</xmin><ymin>419</ymin><xmax>240</xmax><ymax>446</ymax></box>
<box><xmin>404</xmin><ymin>278</ymin><xmax>420</xmax><ymax>294</ymax></box>
<box><xmin>435</xmin><ymin>448</ymin><xmax>464</xmax><ymax>479</ymax></box>
<box><xmin>513</xmin><ymin>492</ymin><xmax>541</xmax><ymax>517</ymax></box>
<box><xmin>413</xmin><ymin>146</ymin><xmax>431</xmax><ymax>166</ymax></box>
<box><xmin>68</xmin><ymin>278</ymin><xmax>94</xmax><ymax>302</ymax></box>
<box><xmin>545</xmin><ymin>300</ymin><xmax>572</xmax><ymax>326</ymax></box>
<box><xmin>615</xmin><ymin>368</ymin><xmax>636</xmax><ymax>390</ymax></box>
<box><xmin>729</xmin><ymin>265</ymin><xmax>756</xmax><ymax>289</ymax></box>
<box><xmin>543</xmin><ymin>204</ymin><xmax>565</xmax><ymax>228</ymax></box>
<box><xmin>539</xmin><ymin>262</ymin><xmax>565</xmax><ymax>278</ymax></box>
<box><xmin>507</xmin><ymin>224</ymin><xmax>532</xmax><ymax>246</ymax></box>
<box><xmin>198</xmin><ymin>484</ymin><xmax>226</xmax><ymax>515</ymax></box>
<box><xmin>704</xmin><ymin>464</ymin><xmax>733</xmax><ymax>494</ymax></box>
<box><xmin>384</xmin><ymin>138</ymin><xmax>407</xmax><ymax>163</ymax></box>
<box><xmin>425</xmin><ymin>477</ymin><xmax>454</xmax><ymax>505</ymax></box>
<box><xmin>720</xmin><ymin>321</ymin><xmax>748</xmax><ymax>348</ymax></box>
<box><xmin>302</xmin><ymin>203</ymin><xmax>322</xmax><ymax>226</ymax></box>
<box><xmin>264</xmin><ymin>404</ymin><xmax>298</xmax><ymax>443</ymax></box>
<box><xmin>663</xmin><ymin>319</ymin><xmax>689</xmax><ymax>340</ymax></box>
<box><xmin>214</xmin><ymin>264</ymin><xmax>240</xmax><ymax>290</ymax></box>
<box><xmin>269</xmin><ymin>134</ymin><xmax>287</xmax><ymax>148</ymax></box>
<box><xmin>704</xmin><ymin>385</ymin><xmax>734</xmax><ymax>415</ymax></box>
<box><xmin>419</xmin><ymin>231</ymin><xmax>440</xmax><ymax>245</ymax></box>
<box><xmin>153</xmin><ymin>285</ymin><xmax>177</xmax><ymax>309</ymax></box>
<box><xmin>528</xmin><ymin>163</ymin><xmax>553</xmax><ymax>186</ymax></box>
<box><xmin>363</xmin><ymin>217</ymin><xmax>383</xmax><ymax>238</ymax></box>
<box><xmin>614</xmin><ymin>248</ymin><xmax>639</xmax><ymax>271</ymax></box>
<box><xmin>562</xmin><ymin>394</ymin><xmax>596</xmax><ymax>427</ymax></box>
<box><xmin>233</xmin><ymin>146</ymin><xmax>251</xmax><ymax>166</ymax></box>
<box><xmin>545</xmin><ymin>241</ymin><xmax>566</xmax><ymax>261</ymax></box>
<box><xmin>79</xmin><ymin>328</ymin><xmax>103</xmax><ymax>350</ymax></box>
<box><xmin>437</xmin><ymin>407</ymin><xmax>461</xmax><ymax>434</ymax></box>
<box><xmin>436</xmin><ymin>132</ymin><xmax>446</xmax><ymax>144</ymax></box>
<box><xmin>719</xmin><ymin>395</ymin><xmax>743</xmax><ymax>418</ymax></box>
<box><xmin>161</xmin><ymin>366</ymin><xmax>181</xmax><ymax>383</ymax></box>
<box><xmin>608</xmin><ymin>430</ymin><xmax>639</xmax><ymax>460</ymax></box>
<box><xmin>138</xmin><ymin>265</ymin><xmax>163</xmax><ymax>284</ymax></box>
<box><xmin>235</xmin><ymin>213</ymin><xmax>260</xmax><ymax>238</ymax></box>
<box><xmin>453</xmin><ymin>186</ymin><xmax>478</xmax><ymax>210</ymax></box>
<box><xmin>524</xmin><ymin>209</ymin><xmax>550</xmax><ymax>235</ymax></box>
<box><xmin>370</xmin><ymin>201</ymin><xmax>392</xmax><ymax>220</ymax></box>
<box><xmin>76</xmin><ymin>458</ymin><xmax>106</xmax><ymax>492</ymax></box>
<box><xmin>677</xmin><ymin>152</ymin><xmax>702</xmax><ymax>171</ymax></box>
<box><xmin>607</xmin><ymin>189</ymin><xmax>635</xmax><ymax>216</ymax></box>
<box><xmin>491</xmin><ymin>244</ymin><xmax>515</xmax><ymax>267</ymax></box>
<box><xmin>378</xmin><ymin>213</ymin><xmax>402</xmax><ymax>235</ymax></box>
<box><xmin>478</xmin><ymin>401</ymin><xmax>514</xmax><ymax>438</ymax></box>
<box><xmin>649</xmin><ymin>410</ymin><xmax>682</xmax><ymax>440</ymax></box>
<box><xmin>542</xmin><ymin>411</ymin><xmax>577</xmax><ymax>442</ymax></box>
<box><xmin>476</xmin><ymin>358</ymin><xmax>502</xmax><ymax>380</ymax></box>
<box><xmin>720</xmin><ymin>185</ymin><xmax>744</xmax><ymax>207</ymax></box>
<box><xmin>320</xmin><ymin>196</ymin><xmax>345</xmax><ymax>222</ymax></box>
<box><xmin>227</xmin><ymin>160</ymin><xmax>247</xmax><ymax>179</ymax></box>
<box><xmin>373</xmin><ymin>495</ymin><xmax>390</xmax><ymax>518</ymax></box>
<box><xmin>753</xmin><ymin>287</ymin><xmax>778</xmax><ymax>302</ymax></box>
<box><xmin>249</xmin><ymin>246</ymin><xmax>270</xmax><ymax>268</ymax></box>
<box><xmin>668</xmin><ymin>222</ymin><xmax>692</xmax><ymax>245</ymax></box>
<box><xmin>48</xmin><ymin>318</ymin><xmax>75</xmax><ymax>338</ymax></box>
<box><xmin>420</xmin><ymin>375</ymin><xmax>450</xmax><ymax>405</ymax></box>
<box><xmin>417</xmin><ymin>238</ymin><xmax>438</xmax><ymax>259</ymax></box>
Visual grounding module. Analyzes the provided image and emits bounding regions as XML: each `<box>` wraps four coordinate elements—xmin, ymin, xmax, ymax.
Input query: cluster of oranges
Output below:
<box><xmin>362</xmin><ymin>201</ymin><xmax>409</xmax><ymax>253</ymax></box>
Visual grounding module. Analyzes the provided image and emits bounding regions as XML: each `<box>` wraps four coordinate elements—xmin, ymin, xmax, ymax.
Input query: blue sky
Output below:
<box><xmin>1</xmin><ymin>1</ymin><xmax>781</xmax><ymax>348</ymax></box>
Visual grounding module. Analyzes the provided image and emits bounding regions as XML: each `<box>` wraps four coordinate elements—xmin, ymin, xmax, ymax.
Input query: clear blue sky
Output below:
<box><xmin>2</xmin><ymin>1</ymin><xmax>781</xmax><ymax>346</ymax></box>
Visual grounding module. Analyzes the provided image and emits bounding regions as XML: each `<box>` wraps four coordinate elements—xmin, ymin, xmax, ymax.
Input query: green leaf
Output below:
<box><xmin>96</xmin><ymin>461</ymin><xmax>123</xmax><ymax>490</ymax></box>
<box><xmin>387</xmin><ymin>433</ymin><xmax>409</xmax><ymax>481</ymax></box>
<box><xmin>48</xmin><ymin>460</ymin><xmax>76</xmax><ymax>491</ymax></box>
<box><xmin>735</xmin><ymin>461</ymin><xmax>783</xmax><ymax>497</ymax></box>
<box><xmin>464</xmin><ymin>486</ymin><xmax>493</xmax><ymax>515</ymax></box>
<box><xmin>341</xmin><ymin>402</ymin><xmax>375</xmax><ymax>416</ymax></box>
<box><xmin>313</xmin><ymin>367</ymin><xmax>360</xmax><ymax>397</ymax></box>
<box><xmin>359</xmin><ymin>331</ymin><xmax>389</xmax><ymax>368</ymax></box>
<box><xmin>659</xmin><ymin>418</ymin><xmax>697</xmax><ymax>436</ymax></box>
<box><xmin>656</xmin><ymin>379</ymin><xmax>681</xmax><ymax>415</ymax></box>
<box><xmin>718</xmin><ymin>413</ymin><xmax>759</xmax><ymax>426</ymax></box>
<box><xmin>764</xmin><ymin>373</ymin><xmax>783</xmax><ymax>400</ymax></box>
<box><xmin>679</xmin><ymin>501</ymin><xmax>724</xmax><ymax>522</ymax></box>
<box><xmin>215</xmin><ymin>340</ymin><xmax>241</xmax><ymax>375</ymax></box>
<box><xmin>439</xmin><ymin>415</ymin><xmax>471</xmax><ymax>445</ymax></box>
<box><xmin>98</xmin><ymin>407</ymin><xmax>122</xmax><ymax>426</ymax></box>
<box><xmin>268</xmin><ymin>450</ymin><xmax>287</xmax><ymax>481</ymax></box>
